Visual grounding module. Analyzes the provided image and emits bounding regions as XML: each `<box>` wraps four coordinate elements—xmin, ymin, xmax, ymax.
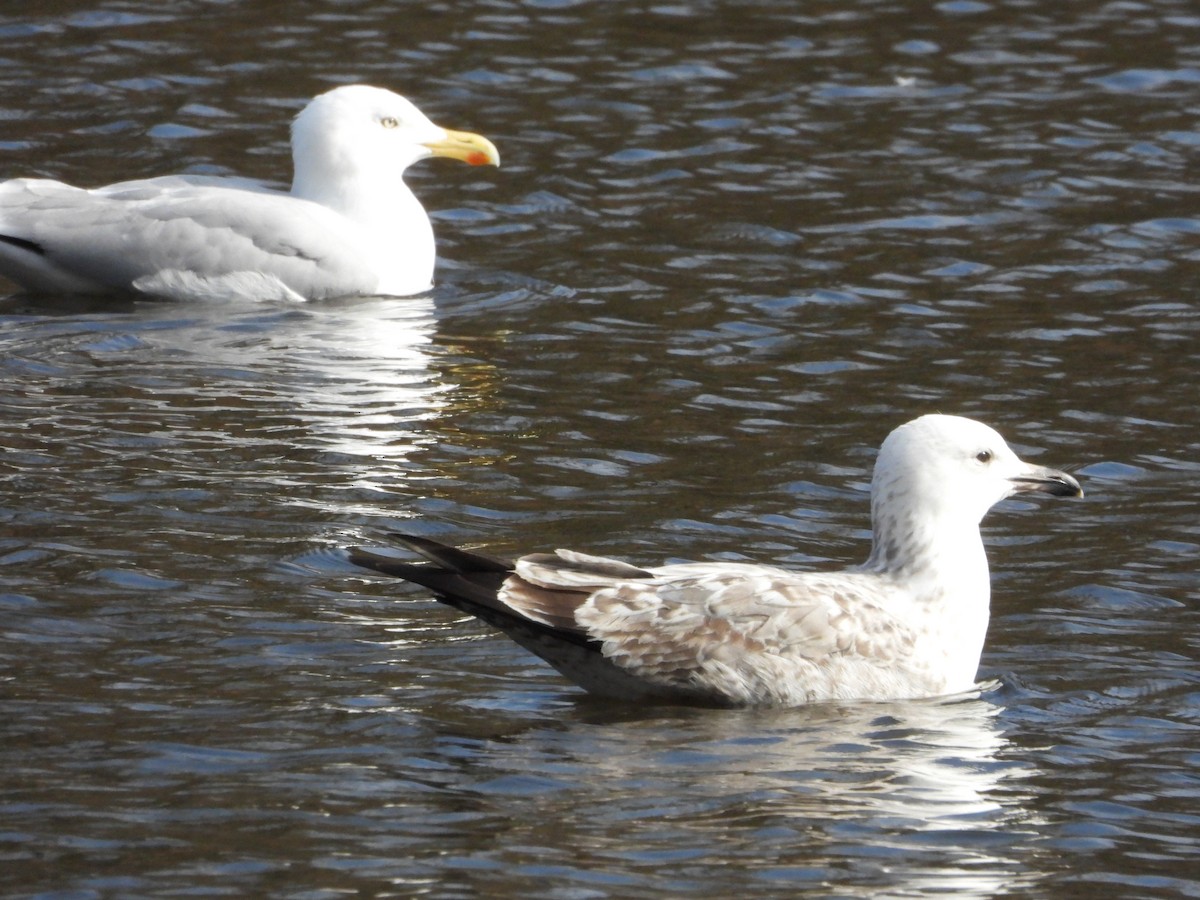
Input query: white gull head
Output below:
<box><xmin>861</xmin><ymin>414</ymin><xmax>1082</xmax><ymax>692</ymax></box>
<box><xmin>289</xmin><ymin>85</ymin><xmax>500</xmax><ymax>296</ymax></box>
<box><xmin>290</xmin><ymin>85</ymin><xmax>500</xmax><ymax>206</ymax></box>
<box><xmin>865</xmin><ymin>414</ymin><xmax>1081</xmax><ymax>576</ymax></box>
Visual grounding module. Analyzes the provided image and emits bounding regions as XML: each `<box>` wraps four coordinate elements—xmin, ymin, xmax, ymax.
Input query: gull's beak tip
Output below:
<box><xmin>1011</xmin><ymin>467</ymin><xmax>1084</xmax><ymax>499</ymax></box>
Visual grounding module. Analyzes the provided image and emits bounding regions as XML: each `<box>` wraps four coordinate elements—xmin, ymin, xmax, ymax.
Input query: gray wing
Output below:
<box><xmin>0</xmin><ymin>177</ymin><xmax>377</xmax><ymax>298</ymax></box>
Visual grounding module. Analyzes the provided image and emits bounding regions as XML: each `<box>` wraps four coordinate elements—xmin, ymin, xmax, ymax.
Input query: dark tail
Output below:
<box><xmin>348</xmin><ymin>533</ymin><xmax>601</xmax><ymax>654</ymax></box>
<box><xmin>348</xmin><ymin>534</ymin><xmax>703</xmax><ymax>701</ymax></box>
<box><xmin>348</xmin><ymin>533</ymin><xmax>513</xmax><ymax>608</ymax></box>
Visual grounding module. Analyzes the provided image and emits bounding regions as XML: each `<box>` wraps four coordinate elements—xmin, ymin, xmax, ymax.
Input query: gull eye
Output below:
<box><xmin>380</xmin><ymin>116</ymin><xmax>400</xmax><ymax>129</ymax></box>
<box><xmin>975</xmin><ymin>449</ymin><xmax>993</xmax><ymax>464</ymax></box>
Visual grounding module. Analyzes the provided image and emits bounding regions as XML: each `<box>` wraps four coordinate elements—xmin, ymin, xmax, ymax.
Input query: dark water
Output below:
<box><xmin>2</xmin><ymin>1</ymin><xmax>1198</xmax><ymax>897</ymax></box>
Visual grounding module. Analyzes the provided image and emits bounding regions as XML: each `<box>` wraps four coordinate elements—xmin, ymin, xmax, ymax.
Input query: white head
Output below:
<box><xmin>866</xmin><ymin>414</ymin><xmax>1081</xmax><ymax>573</ymax></box>
<box><xmin>289</xmin><ymin>85</ymin><xmax>499</xmax><ymax>208</ymax></box>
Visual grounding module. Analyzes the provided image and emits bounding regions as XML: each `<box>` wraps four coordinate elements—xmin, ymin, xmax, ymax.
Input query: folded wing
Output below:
<box><xmin>0</xmin><ymin>177</ymin><xmax>376</xmax><ymax>299</ymax></box>
<box><xmin>352</xmin><ymin>536</ymin><xmax>925</xmax><ymax>706</ymax></box>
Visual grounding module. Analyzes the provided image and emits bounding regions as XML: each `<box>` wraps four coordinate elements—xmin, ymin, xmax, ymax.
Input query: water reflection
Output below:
<box><xmin>0</xmin><ymin>293</ymin><xmax>481</xmax><ymax>594</ymax></box>
<box><xmin>152</xmin><ymin>295</ymin><xmax>451</xmax><ymax>484</ymax></box>
<box><xmin>404</xmin><ymin>688</ymin><xmax>1039</xmax><ymax>897</ymax></box>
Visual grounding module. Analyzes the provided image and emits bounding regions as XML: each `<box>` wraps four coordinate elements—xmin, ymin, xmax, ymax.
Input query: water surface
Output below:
<box><xmin>1</xmin><ymin>1</ymin><xmax>1198</xmax><ymax>897</ymax></box>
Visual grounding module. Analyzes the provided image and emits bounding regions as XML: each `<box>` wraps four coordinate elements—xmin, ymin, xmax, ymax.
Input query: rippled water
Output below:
<box><xmin>2</xmin><ymin>1</ymin><xmax>1198</xmax><ymax>897</ymax></box>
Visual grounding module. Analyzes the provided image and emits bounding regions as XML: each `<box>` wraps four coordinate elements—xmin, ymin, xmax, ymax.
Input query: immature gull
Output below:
<box><xmin>0</xmin><ymin>85</ymin><xmax>499</xmax><ymax>302</ymax></box>
<box><xmin>349</xmin><ymin>415</ymin><xmax>1083</xmax><ymax>707</ymax></box>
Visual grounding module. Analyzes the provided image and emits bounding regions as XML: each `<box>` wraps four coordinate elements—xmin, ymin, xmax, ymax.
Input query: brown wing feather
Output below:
<box><xmin>572</xmin><ymin>565</ymin><xmax>923</xmax><ymax>702</ymax></box>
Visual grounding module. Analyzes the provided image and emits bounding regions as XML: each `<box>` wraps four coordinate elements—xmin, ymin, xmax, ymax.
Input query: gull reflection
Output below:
<box><xmin>258</xmin><ymin>296</ymin><xmax>446</xmax><ymax>463</ymax></box>
<box><xmin>558</xmin><ymin>689</ymin><xmax>1041</xmax><ymax>898</ymax></box>
<box><xmin>111</xmin><ymin>294</ymin><xmax>483</xmax><ymax>520</ymax></box>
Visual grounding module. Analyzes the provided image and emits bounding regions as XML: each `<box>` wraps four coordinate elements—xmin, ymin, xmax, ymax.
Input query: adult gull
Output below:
<box><xmin>0</xmin><ymin>85</ymin><xmax>499</xmax><ymax>301</ymax></box>
<box><xmin>349</xmin><ymin>415</ymin><xmax>1083</xmax><ymax>707</ymax></box>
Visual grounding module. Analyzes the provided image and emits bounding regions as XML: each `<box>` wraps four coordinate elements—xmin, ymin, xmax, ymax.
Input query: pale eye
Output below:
<box><xmin>975</xmin><ymin>449</ymin><xmax>993</xmax><ymax>464</ymax></box>
<box><xmin>380</xmin><ymin>116</ymin><xmax>400</xmax><ymax>129</ymax></box>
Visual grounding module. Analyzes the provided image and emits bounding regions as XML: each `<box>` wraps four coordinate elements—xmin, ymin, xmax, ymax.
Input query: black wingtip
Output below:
<box><xmin>0</xmin><ymin>234</ymin><xmax>47</xmax><ymax>256</ymax></box>
<box><xmin>347</xmin><ymin>535</ymin><xmax>515</xmax><ymax>610</ymax></box>
<box><xmin>384</xmin><ymin>533</ymin><xmax>513</xmax><ymax>573</ymax></box>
